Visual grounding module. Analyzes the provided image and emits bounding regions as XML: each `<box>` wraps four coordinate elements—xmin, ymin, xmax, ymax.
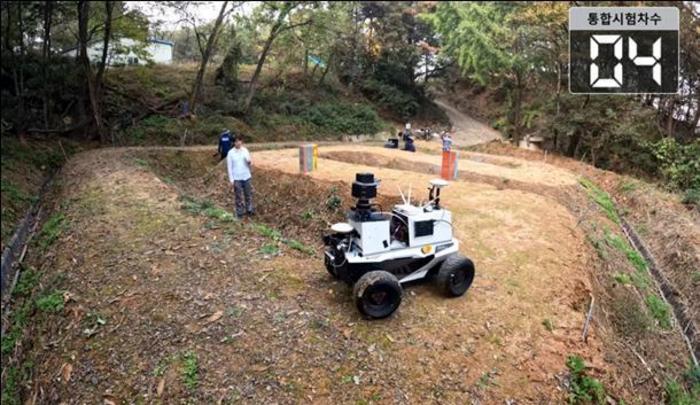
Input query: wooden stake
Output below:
<box><xmin>582</xmin><ymin>294</ymin><xmax>594</xmax><ymax>343</ymax></box>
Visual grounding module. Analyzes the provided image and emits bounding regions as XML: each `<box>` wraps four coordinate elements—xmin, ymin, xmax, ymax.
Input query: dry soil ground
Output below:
<box><xmin>3</xmin><ymin>142</ymin><xmax>696</xmax><ymax>404</ymax></box>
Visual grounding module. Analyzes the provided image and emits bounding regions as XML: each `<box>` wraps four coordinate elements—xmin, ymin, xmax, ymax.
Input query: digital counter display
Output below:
<box><xmin>569</xmin><ymin>7</ymin><xmax>679</xmax><ymax>94</ymax></box>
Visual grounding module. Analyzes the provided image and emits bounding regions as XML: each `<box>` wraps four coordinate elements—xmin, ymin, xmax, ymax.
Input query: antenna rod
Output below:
<box><xmin>397</xmin><ymin>186</ymin><xmax>407</xmax><ymax>205</ymax></box>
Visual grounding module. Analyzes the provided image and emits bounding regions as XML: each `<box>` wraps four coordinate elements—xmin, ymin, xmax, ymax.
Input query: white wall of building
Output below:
<box><xmin>64</xmin><ymin>38</ymin><xmax>173</xmax><ymax>65</ymax></box>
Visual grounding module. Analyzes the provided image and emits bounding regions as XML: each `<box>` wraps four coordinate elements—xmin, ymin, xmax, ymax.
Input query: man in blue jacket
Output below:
<box><xmin>217</xmin><ymin>129</ymin><xmax>233</xmax><ymax>160</ymax></box>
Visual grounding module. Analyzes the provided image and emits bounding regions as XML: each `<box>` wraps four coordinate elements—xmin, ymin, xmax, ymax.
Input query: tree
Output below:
<box><xmin>243</xmin><ymin>1</ymin><xmax>311</xmax><ymax>112</ymax></box>
<box><xmin>425</xmin><ymin>2</ymin><xmax>543</xmax><ymax>143</ymax></box>
<box><xmin>215</xmin><ymin>26</ymin><xmax>242</xmax><ymax>93</ymax></box>
<box><xmin>188</xmin><ymin>1</ymin><xmax>229</xmax><ymax>114</ymax></box>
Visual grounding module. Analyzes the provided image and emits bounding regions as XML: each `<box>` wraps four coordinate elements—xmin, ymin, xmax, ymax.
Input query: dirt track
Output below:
<box><xmin>433</xmin><ymin>99</ymin><xmax>502</xmax><ymax>146</ymax></box>
<box><xmin>7</xmin><ymin>143</ymin><xmax>693</xmax><ymax>404</ymax></box>
<box><xmin>252</xmin><ymin>146</ymin><xmax>600</xmax><ymax>400</ymax></box>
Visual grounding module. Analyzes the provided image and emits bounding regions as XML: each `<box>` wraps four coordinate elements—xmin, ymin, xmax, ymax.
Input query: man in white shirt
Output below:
<box><xmin>226</xmin><ymin>135</ymin><xmax>254</xmax><ymax>218</ymax></box>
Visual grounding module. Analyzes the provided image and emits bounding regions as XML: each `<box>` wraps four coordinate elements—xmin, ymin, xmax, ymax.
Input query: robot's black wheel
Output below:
<box><xmin>353</xmin><ymin>271</ymin><xmax>402</xmax><ymax>319</ymax></box>
<box><xmin>436</xmin><ymin>254</ymin><xmax>475</xmax><ymax>297</ymax></box>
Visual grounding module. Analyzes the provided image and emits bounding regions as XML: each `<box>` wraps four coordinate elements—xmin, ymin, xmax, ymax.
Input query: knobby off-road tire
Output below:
<box><xmin>353</xmin><ymin>271</ymin><xmax>403</xmax><ymax>319</ymax></box>
<box><xmin>436</xmin><ymin>254</ymin><xmax>475</xmax><ymax>297</ymax></box>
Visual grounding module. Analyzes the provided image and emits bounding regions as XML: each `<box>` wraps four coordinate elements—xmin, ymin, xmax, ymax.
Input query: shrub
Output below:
<box><xmin>301</xmin><ymin>102</ymin><xmax>385</xmax><ymax>135</ymax></box>
<box><xmin>580</xmin><ymin>178</ymin><xmax>619</xmax><ymax>224</ymax></box>
<box><xmin>37</xmin><ymin>213</ymin><xmax>68</xmax><ymax>250</ymax></box>
<box><xmin>645</xmin><ymin>294</ymin><xmax>672</xmax><ymax>330</ymax></box>
<box><xmin>360</xmin><ymin>78</ymin><xmax>420</xmax><ymax>119</ymax></box>
<box><xmin>566</xmin><ymin>355</ymin><xmax>606</xmax><ymax>404</ymax></box>
<box><xmin>682</xmin><ymin>187</ymin><xmax>700</xmax><ymax>207</ymax></box>
<box><xmin>648</xmin><ymin>138</ymin><xmax>700</xmax><ymax>192</ymax></box>
<box><xmin>36</xmin><ymin>291</ymin><xmax>64</xmax><ymax>313</ymax></box>
<box><xmin>181</xmin><ymin>351</ymin><xmax>199</xmax><ymax>391</ymax></box>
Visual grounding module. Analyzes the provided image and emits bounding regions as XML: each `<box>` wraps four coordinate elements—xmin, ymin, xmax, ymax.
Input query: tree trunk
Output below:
<box><xmin>42</xmin><ymin>0</ymin><xmax>53</xmax><ymax>129</ymax></box>
<box><xmin>215</xmin><ymin>28</ymin><xmax>240</xmax><ymax>92</ymax></box>
<box><xmin>303</xmin><ymin>48</ymin><xmax>309</xmax><ymax>77</ymax></box>
<box><xmin>16</xmin><ymin>1</ymin><xmax>26</xmax><ymax>133</ymax></box>
<box><xmin>78</xmin><ymin>0</ymin><xmax>103</xmax><ymax>140</ymax></box>
<box><xmin>243</xmin><ymin>32</ymin><xmax>275</xmax><ymax>112</ymax></box>
<box><xmin>95</xmin><ymin>1</ymin><xmax>114</xmax><ymax>91</ymax></box>
<box><xmin>93</xmin><ymin>1</ymin><xmax>114</xmax><ymax>143</ymax></box>
<box><xmin>243</xmin><ymin>6</ymin><xmax>290</xmax><ymax>112</ymax></box>
<box><xmin>243</xmin><ymin>14</ymin><xmax>287</xmax><ymax>112</ymax></box>
<box><xmin>189</xmin><ymin>1</ymin><xmax>229</xmax><ymax>114</ymax></box>
<box><xmin>318</xmin><ymin>52</ymin><xmax>333</xmax><ymax>85</ymax></box>
<box><xmin>511</xmin><ymin>71</ymin><xmax>524</xmax><ymax>145</ymax></box>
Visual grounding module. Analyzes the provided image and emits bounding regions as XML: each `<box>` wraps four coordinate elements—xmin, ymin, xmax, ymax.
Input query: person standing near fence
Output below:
<box><xmin>226</xmin><ymin>135</ymin><xmax>254</xmax><ymax>218</ymax></box>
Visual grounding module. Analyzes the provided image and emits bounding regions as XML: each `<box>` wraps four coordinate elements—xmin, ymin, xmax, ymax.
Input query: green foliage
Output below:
<box><xmin>542</xmin><ymin>318</ymin><xmax>554</xmax><ymax>332</ymax></box>
<box><xmin>645</xmin><ymin>295</ymin><xmax>672</xmax><ymax>330</ymax></box>
<box><xmin>36</xmin><ymin>290</ymin><xmax>64</xmax><ymax>313</ymax></box>
<box><xmin>682</xmin><ymin>188</ymin><xmax>700</xmax><ymax>206</ymax></box>
<box><xmin>181</xmin><ymin>196</ymin><xmax>235</xmax><ymax>223</ymax></box>
<box><xmin>301</xmin><ymin>102</ymin><xmax>385</xmax><ymax>135</ymax></box>
<box><xmin>580</xmin><ymin>179</ymin><xmax>619</xmax><ymax>224</ymax></box>
<box><xmin>605</xmin><ymin>232</ymin><xmax>646</xmax><ymax>274</ymax></box>
<box><xmin>37</xmin><ymin>213</ymin><xmax>68</xmax><ymax>250</ymax></box>
<box><xmin>254</xmin><ymin>223</ymin><xmax>282</xmax><ymax>241</ymax></box>
<box><xmin>1</xmin><ymin>364</ymin><xmax>20</xmax><ymax>405</ymax></box>
<box><xmin>1</xmin><ymin>182</ymin><xmax>29</xmax><ymax>204</ymax></box>
<box><xmin>259</xmin><ymin>243</ymin><xmax>279</xmax><ymax>255</ymax></box>
<box><xmin>13</xmin><ymin>268</ymin><xmax>40</xmax><ymax>297</ymax></box>
<box><xmin>285</xmin><ymin>239</ymin><xmax>314</xmax><ymax>255</ymax></box>
<box><xmin>612</xmin><ymin>272</ymin><xmax>631</xmax><ymax>285</ymax></box>
<box><xmin>1</xmin><ymin>302</ymin><xmax>33</xmax><ymax>355</ymax></box>
<box><xmin>181</xmin><ymin>351</ymin><xmax>199</xmax><ymax>391</ymax></box>
<box><xmin>326</xmin><ymin>187</ymin><xmax>342</xmax><ymax>211</ymax></box>
<box><xmin>664</xmin><ymin>372</ymin><xmax>700</xmax><ymax>405</ymax></box>
<box><xmin>648</xmin><ymin>138</ymin><xmax>700</xmax><ymax>192</ymax></box>
<box><xmin>359</xmin><ymin>79</ymin><xmax>420</xmax><ymax>119</ymax></box>
<box><xmin>566</xmin><ymin>355</ymin><xmax>606</xmax><ymax>404</ymax></box>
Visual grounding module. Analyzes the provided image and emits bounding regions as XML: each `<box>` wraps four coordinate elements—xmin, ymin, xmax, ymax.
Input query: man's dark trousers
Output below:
<box><xmin>233</xmin><ymin>179</ymin><xmax>254</xmax><ymax>217</ymax></box>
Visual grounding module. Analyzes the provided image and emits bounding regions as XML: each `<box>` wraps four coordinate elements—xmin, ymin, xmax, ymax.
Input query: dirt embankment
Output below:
<box><xmin>469</xmin><ymin>141</ymin><xmax>700</xmax><ymax>359</ymax></box>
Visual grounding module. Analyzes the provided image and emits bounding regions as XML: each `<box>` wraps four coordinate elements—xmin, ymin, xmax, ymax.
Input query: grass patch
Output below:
<box><xmin>12</xmin><ymin>267</ymin><xmax>40</xmax><ymax>297</ymax></box>
<box><xmin>181</xmin><ymin>196</ymin><xmax>236</xmax><ymax>223</ymax></box>
<box><xmin>604</xmin><ymin>230</ymin><xmax>651</xmax><ymax>289</ymax></box>
<box><xmin>681</xmin><ymin>187</ymin><xmax>700</xmax><ymax>207</ymax></box>
<box><xmin>605</xmin><ymin>232</ymin><xmax>646</xmax><ymax>273</ymax></box>
<box><xmin>254</xmin><ymin>223</ymin><xmax>282</xmax><ymax>241</ymax></box>
<box><xmin>35</xmin><ymin>290</ymin><xmax>64</xmax><ymax>313</ymax></box>
<box><xmin>1</xmin><ymin>301</ymin><xmax>33</xmax><ymax>355</ymax></box>
<box><xmin>580</xmin><ymin>178</ymin><xmax>619</xmax><ymax>224</ymax></box>
<box><xmin>617</xmin><ymin>180</ymin><xmax>639</xmax><ymax>194</ymax></box>
<box><xmin>542</xmin><ymin>318</ymin><xmax>555</xmax><ymax>332</ymax></box>
<box><xmin>1</xmin><ymin>365</ymin><xmax>20</xmax><ymax>405</ymax></box>
<box><xmin>181</xmin><ymin>351</ymin><xmax>199</xmax><ymax>391</ymax></box>
<box><xmin>612</xmin><ymin>272</ymin><xmax>631</xmax><ymax>285</ymax></box>
<box><xmin>645</xmin><ymin>294</ymin><xmax>672</xmax><ymax>330</ymax></box>
<box><xmin>36</xmin><ymin>212</ymin><xmax>68</xmax><ymax>250</ymax></box>
<box><xmin>665</xmin><ymin>364</ymin><xmax>700</xmax><ymax>405</ymax></box>
<box><xmin>1</xmin><ymin>181</ymin><xmax>29</xmax><ymax>204</ymax></box>
<box><xmin>566</xmin><ymin>355</ymin><xmax>606</xmax><ymax>404</ymax></box>
<box><xmin>284</xmin><ymin>239</ymin><xmax>315</xmax><ymax>255</ymax></box>
<box><xmin>259</xmin><ymin>243</ymin><xmax>279</xmax><ymax>255</ymax></box>
<box><xmin>326</xmin><ymin>187</ymin><xmax>342</xmax><ymax>211</ymax></box>
<box><xmin>611</xmin><ymin>294</ymin><xmax>650</xmax><ymax>338</ymax></box>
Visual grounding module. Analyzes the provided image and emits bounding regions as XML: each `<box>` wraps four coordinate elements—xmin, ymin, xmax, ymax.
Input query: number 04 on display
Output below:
<box><xmin>569</xmin><ymin>7</ymin><xmax>679</xmax><ymax>94</ymax></box>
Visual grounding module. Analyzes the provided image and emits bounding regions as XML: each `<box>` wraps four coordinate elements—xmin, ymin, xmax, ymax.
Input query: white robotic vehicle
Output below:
<box><xmin>323</xmin><ymin>173</ymin><xmax>475</xmax><ymax>318</ymax></box>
